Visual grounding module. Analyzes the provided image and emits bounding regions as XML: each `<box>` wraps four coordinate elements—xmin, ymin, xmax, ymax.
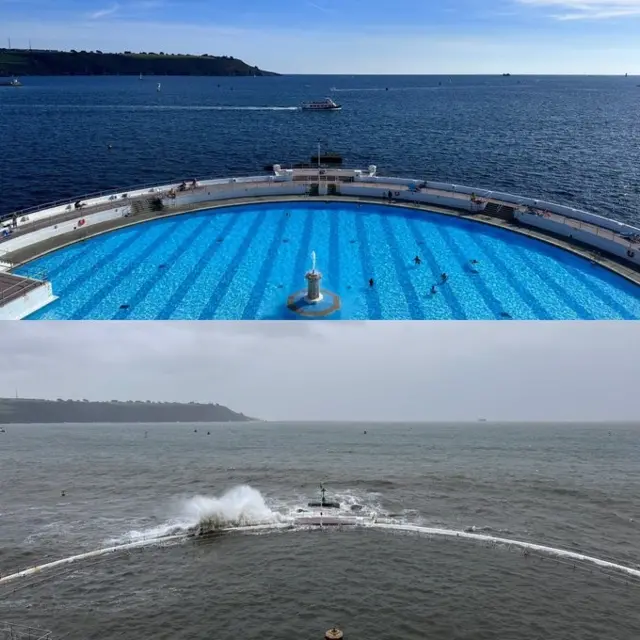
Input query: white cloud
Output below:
<box><xmin>517</xmin><ymin>0</ymin><xmax>640</xmax><ymax>19</ymax></box>
<box><xmin>307</xmin><ymin>1</ymin><xmax>332</xmax><ymax>13</ymax></box>
<box><xmin>89</xmin><ymin>4</ymin><xmax>120</xmax><ymax>19</ymax></box>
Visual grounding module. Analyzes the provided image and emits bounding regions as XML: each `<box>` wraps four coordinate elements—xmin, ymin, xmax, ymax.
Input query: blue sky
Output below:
<box><xmin>1</xmin><ymin>0</ymin><xmax>640</xmax><ymax>73</ymax></box>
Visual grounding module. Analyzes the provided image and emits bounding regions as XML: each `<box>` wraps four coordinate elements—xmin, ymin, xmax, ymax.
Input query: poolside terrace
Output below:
<box><xmin>1</xmin><ymin>165</ymin><xmax>640</xmax><ymax>306</ymax></box>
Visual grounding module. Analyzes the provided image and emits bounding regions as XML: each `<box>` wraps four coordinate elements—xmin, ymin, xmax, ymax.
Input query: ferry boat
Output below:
<box><xmin>301</xmin><ymin>97</ymin><xmax>342</xmax><ymax>111</ymax></box>
<box><xmin>0</xmin><ymin>78</ymin><xmax>22</xmax><ymax>87</ymax></box>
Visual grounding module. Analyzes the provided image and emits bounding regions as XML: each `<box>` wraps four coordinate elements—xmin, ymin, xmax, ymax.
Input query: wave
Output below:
<box><xmin>109</xmin><ymin>485</ymin><xmax>289</xmax><ymax>544</ymax></box>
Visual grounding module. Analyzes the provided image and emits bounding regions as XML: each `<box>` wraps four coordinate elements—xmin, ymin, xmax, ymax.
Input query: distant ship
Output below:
<box><xmin>0</xmin><ymin>77</ymin><xmax>22</xmax><ymax>87</ymax></box>
<box><xmin>301</xmin><ymin>97</ymin><xmax>342</xmax><ymax>111</ymax></box>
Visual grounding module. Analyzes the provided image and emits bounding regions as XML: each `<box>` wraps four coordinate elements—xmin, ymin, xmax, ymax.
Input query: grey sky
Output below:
<box><xmin>1</xmin><ymin>321</ymin><xmax>638</xmax><ymax>422</ymax></box>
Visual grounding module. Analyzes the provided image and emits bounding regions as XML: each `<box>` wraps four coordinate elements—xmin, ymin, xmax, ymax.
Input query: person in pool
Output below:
<box><xmin>414</xmin><ymin>256</ymin><xmax>421</xmax><ymax>265</ymax></box>
<box><xmin>441</xmin><ymin>272</ymin><xmax>448</xmax><ymax>283</ymax></box>
<box><xmin>369</xmin><ymin>278</ymin><xmax>375</xmax><ymax>287</ymax></box>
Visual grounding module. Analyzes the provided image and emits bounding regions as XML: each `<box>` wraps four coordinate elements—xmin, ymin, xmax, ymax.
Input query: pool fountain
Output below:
<box><xmin>287</xmin><ymin>251</ymin><xmax>341</xmax><ymax>318</ymax></box>
<box><xmin>305</xmin><ymin>251</ymin><xmax>323</xmax><ymax>303</ymax></box>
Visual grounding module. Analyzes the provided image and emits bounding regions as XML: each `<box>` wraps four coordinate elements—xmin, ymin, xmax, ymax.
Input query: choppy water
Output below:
<box><xmin>1</xmin><ymin>421</ymin><xmax>639</xmax><ymax>639</ymax></box>
<box><xmin>1</xmin><ymin>75</ymin><xmax>640</xmax><ymax>222</ymax></box>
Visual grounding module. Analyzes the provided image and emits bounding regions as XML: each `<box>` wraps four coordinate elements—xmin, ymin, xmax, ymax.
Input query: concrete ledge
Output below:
<box><xmin>0</xmin><ymin>280</ymin><xmax>55</xmax><ymax>320</ymax></box>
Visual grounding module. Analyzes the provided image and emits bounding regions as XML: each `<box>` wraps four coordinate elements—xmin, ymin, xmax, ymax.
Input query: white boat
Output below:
<box><xmin>301</xmin><ymin>97</ymin><xmax>342</xmax><ymax>111</ymax></box>
<box><xmin>0</xmin><ymin>77</ymin><xmax>22</xmax><ymax>87</ymax></box>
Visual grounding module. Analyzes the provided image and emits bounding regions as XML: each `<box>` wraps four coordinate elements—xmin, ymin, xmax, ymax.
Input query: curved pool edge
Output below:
<box><xmin>7</xmin><ymin>193</ymin><xmax>640</xmax><ymax>290</ymax></box>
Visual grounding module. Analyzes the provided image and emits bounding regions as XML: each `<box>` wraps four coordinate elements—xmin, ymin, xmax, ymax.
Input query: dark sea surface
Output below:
<box><xmin>1</xmin><ymin>421</ymin><xmax>639</xmax><ymax>639</ymax></box>
<box><xmin>1</xmin><ymin>75</ymin><xmax>639</xmax><ymax>222</ymax></box>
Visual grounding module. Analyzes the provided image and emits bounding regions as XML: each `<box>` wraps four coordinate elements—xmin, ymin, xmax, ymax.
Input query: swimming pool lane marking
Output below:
<box><xmin>69</xmin><ymin>220</ymin><xmax>182</xmax><ymax>320</ymax></box>
<box><xmin>155</xmin><ymin>212</ymin><xmax>244</xmax><ymax>320</ymax></box>
<box><xmin>197</xmin><ymin>211</ymin><xmax>269</xmax><ymax>319</ymax></box>
<box><xmin>431</xmin><ymin>222</ymin><xmax>514</xmax><ymax>319</ymax></box>
<box><xmin>510</xmin><ymin>244</ymin><xmax>596</xmax><ymax>320</ymax></box>
<box><xmin>183</xmin><ymin>210</ymin><xmax>264</xmax><ymax>320</ymax></box>
<box><xmin>562</xmin><ymin>260</ymin><xmax>637</xmax><ymax>320</ymax></box>
<box><xmin>354</xmin><ymin>211</ymin><xmax>382</xmax><ymax>319</ymax></box>
<box><xmin>241</xmin><ymin>210</ymin><xmax>292</xmax><ymax>319</ymax></box>
<box><xmin>465</xmin><ymin>231</ymin><xmax>569</xmax><ymax>319</ymax></box>
<box><xmin>328</xmin><ymin>207</ymin><xmax>341</xmax><ymax>292</ymax></box>
<box><xmin>464</xmin><ymin>232</ymin><xmax>553</xmax><ymax>320</ymax></box>
<box><xmin>379</xmin><ymin>213</ymin><xmax>424</xmax><ymax>319</ymax></box>
<box><xmin>111</xmin><ymin>217</ymin><xmax>212</xmax><ymax>319</ymax></box>
<box><xmin>20</xmin><ymin>236</ymin><xmax>99</xmax><ymax>281</ymax></box>
<box><xmin>405</xmin><ymin>217</ymin><xmax>466</xmax><ymax>320</ymax></box>
<box><xmin>46</xmin><ymin>226</ymin><xmax>149</xmax><ymax>299</ymax></box>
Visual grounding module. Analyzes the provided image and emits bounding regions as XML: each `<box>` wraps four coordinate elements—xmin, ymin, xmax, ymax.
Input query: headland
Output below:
<box><xmin>0</xmin><ymin>48</ymin><xmax>278</xmax><ymax>77</ymax></box>
<box><xmin>0</xmin><ymin>397</ymin><xmax>254</xmax><ymax>423</ymax></box>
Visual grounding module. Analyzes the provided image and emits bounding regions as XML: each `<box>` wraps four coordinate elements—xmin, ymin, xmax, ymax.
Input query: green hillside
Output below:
<box><xmin>0</xmin><ymin>48</ymin><xmax>278</xmax><ymax>77</ymax></box>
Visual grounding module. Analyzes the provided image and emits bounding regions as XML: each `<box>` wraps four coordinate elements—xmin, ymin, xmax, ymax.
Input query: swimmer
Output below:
<box><xmin>430</xmin><ymin>285</ymin><xmax>437</xmax><ymax>295</ymax></box>
<box><xmin>414</xmin><ymin>256</ymin><xmax>421</xmax><ymax>265</ymax></box>
<box><xmin>369</xmin><ymin>278</ymin><xmax>375</xmax><ymax>287</ymax></box>
<box><xmin>441</xmin><ymin>272</ymin><xmax>448</xmax><ymax>283</ymax></box>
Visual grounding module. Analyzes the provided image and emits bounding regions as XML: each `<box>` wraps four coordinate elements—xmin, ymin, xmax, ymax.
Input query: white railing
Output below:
<box><xmin>0</xmin><ymin>271</ymin><xmax>49</xmax><ymax>305</ymax></box>
<box><xmin>0</xmin><ymin>170</ymin><xmax>279</xmax><ymax>222</ymax></box>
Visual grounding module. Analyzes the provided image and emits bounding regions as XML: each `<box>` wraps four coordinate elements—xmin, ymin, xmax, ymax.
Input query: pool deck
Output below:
<box><xmin>0</xmin><ymin>271</ymin><xmax>45</xmax><ymax>306</ymax></box>
<box><xmin>3</xmin><ymin>189</ymin><xmax>640</xmax><ymax>290</ymax></box>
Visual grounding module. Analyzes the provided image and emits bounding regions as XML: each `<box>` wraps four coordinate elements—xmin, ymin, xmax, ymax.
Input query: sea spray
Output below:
<box><xmin>108</xmin><ymin>485</ymin><xmax>286</xmax><ymax>545</ymax></box>
<box><xmin>188</xmin><ymin>485</ymin><xmax>285</xmax><ymax>533</ymax></box>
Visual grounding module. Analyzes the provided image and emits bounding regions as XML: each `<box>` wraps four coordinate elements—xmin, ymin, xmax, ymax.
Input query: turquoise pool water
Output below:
<box><xmin>15</xmin><ymin>201</ymin><xmax>640</xmax><ymax>320</ymax></box>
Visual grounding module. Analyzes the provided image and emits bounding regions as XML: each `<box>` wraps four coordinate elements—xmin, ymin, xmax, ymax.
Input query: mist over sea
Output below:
<box><xmin>1</xmin><ymin>421</ymin><xmax>639</xmax><ymax>639</ymax></box>
<box><xmin>1</xmin><ymin>74</ymin><xmax>639</xmax><ymax>224</ymax></box>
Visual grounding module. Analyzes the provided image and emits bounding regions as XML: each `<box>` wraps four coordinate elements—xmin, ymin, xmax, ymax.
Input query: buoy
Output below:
<box><xmin>325</xmin><ymin>627</ymin><xmax>343</xmax><ymax>640</ymax></box>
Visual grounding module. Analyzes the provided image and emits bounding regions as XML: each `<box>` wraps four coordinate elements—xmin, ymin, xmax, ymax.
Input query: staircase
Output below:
<box><xmin>129</xmin><ymin>197</ymin><xmax>165</xmax><ymax>217</ymax></box>
<box><xmin>483</xmin><ymin>201</ymin><xmax>516</xmax><ymax>220</ymax></box>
